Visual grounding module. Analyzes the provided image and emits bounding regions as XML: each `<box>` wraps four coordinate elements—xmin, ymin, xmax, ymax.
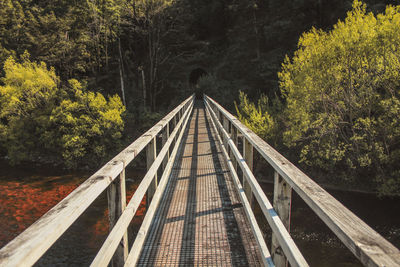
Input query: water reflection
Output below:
<box><xmin>0</xmin><ymin>169</ymin><xmax>146</xmax><ymax>266</ymax></box>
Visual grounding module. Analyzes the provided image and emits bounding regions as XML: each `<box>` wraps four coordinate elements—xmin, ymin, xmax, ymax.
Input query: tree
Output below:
<box><xmin>0</xmin><ymin>55</ymin><xmax>125</xmax><ymax>168</ymax></box>
<box><xmin>279</xmin><ymin>1</ymin><xmax>400</xmax><ymax>195</ymax></box>
<box><xmin>48</xmin><ymin>79</ymin><xmax>125</xmax><ymax>168</ymax></box>
<box><xmin>0</xmin><ymin>54</ymin><xmax>60</xmax><ymax>163</ymax></box>
<box><xmin>127</xmin><ymin>0</ymin><xmax>185</xmax><ymax>111</ymax></box>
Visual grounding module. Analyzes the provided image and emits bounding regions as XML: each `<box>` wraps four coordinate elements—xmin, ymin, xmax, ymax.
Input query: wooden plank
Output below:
<box><xmin>243</xmin><ymin>138</ymin><xmax>254</xmax><ymax>209</ymax></box>
<box><xmin>0</xmin><ymin>94</ymin><xmax>194</xmax><ymax>267</ymax></box>
<box><xmin>136</xmin><ymin>104</ymin><xmax>264</xmax><ymax>266</ymax></box>
<box><xmin>205</xmin><ymin>98</ymin><xmax>308</xmax><ymax>267</ymax></box>
<box><xmin>205</xmin><ymin>105</ymin><xmax>274</xmax><ymax>267</ymax></box>
<box><xmin>271</xmin><ymin>171</ymin><xmax>292</xmax><ymax>267</ymax></box>
<box><xmin>205</xmin><ymin>95</ymin><xmax>400</xmax><ymax>267</ymax></box>
<box><xmin>124</xmin><ymin>103</ymin><xmax>193</xmax><ymax>266</ymax></box>
<box><xmin>90</xmin><ymin>100</ymin><xmax>194</xmax><ymax>267</ymax></box>
<box><xmin>107</xmin><ymin>170</ymin><xmax>129</xmax><ymax>267</ymax></box>
<box><xmin>147</xmin><ymin>137</ymin><xmax>157</xmax><ymax>206</ymax></box>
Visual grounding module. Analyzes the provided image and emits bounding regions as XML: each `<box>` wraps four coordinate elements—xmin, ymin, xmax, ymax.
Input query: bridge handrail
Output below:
<box><xmin>0</xmin><ymin>94</ymin><xmax>195</xmax><ymax>267</ymax></box>
<box><xmin>123</xmin><ymin>97</ymin><xmax>194</xmax><ymax>266</ymax></box>
<box><xmin>204</xmin><ymin>95</ymin><xmax>400</xmax><ymax>267</ymax></box>
<box><xmin>205</xmin><ymin>97</ymin><xmax>308</xmax><ymax>267</ymax></box>
<box><xmin>90</xmin><ymin>96</ymin><xmax>194</xmax><ymax>266</ymax></box>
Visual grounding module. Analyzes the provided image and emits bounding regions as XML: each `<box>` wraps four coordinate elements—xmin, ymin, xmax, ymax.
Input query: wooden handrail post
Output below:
<box><xmin>147</xmin><ymin>137</ymin><xmax>157</xmax><ymax>208</ymax></box>
<box><xmin>243</xmin><ymin>138</ymin><xmax>254</xmax><ymax>208</ymax></box>
<box><xmin>223</xmin><ymin>117</ymin><xmax>230</xmax><ymax>152</ymax></box>
<box><xmin>178</xmin><ymin>108</ymin><xmax>182</xmax><ymax>121</ymax></box>
<box><xmin>271</xmin><ymin>171</ymin><xmax>292</xmax><ymax>267</ymax></box>
<box><xmin>172</xmin><ymin>115</ymin><xmax>177</xmax><ymax>141</ymax></box>
<box><xmin>162</xmin><ymin>124</ymin><xmax>170</xmax><ymax>170</ymax></box>
<box><xmin>107</xmin><ymin>168</ymin><xmax>129</xmax><ymax>266</ymax></box>
<box><xmin>230</xmin><ymin>126</ymin><xmax>238</xmax><ymax>171</ymax></box>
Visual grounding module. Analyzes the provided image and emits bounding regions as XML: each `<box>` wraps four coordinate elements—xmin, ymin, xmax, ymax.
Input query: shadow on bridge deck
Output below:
<box><xmin>137</xmin><ymin>101</ymin><xmax>263</xmax><ymax>266</ymax></box>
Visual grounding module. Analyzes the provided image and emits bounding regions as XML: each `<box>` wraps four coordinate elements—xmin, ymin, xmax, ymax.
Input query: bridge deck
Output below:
<box><xmin>137</xmin><ymin>102</ymin><xmax>263</xmax><ymax>266</ymax></box>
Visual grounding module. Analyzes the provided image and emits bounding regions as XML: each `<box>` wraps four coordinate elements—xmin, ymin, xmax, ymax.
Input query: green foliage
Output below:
<box><xmin>48</xmin><ymin>80</ymin><xmax>125</xmax><ymax>168</ymax></box>
<box><xmin>235</xmin><ymin>91</ymin><xmax>276</xmax><ymax>142</ymax></box>
<box><xmin>0</xmin><ymin>55</ymin><xmax>125</xmax><ymax>168</ymax></box>
<box><xmin>0</xmin><ymin>54</ymin><xmax>58</xmax><ymax>163</ymax></box>
<box><xmin>279</xmin><ymin>1</ymin><xmax>400</xmax><ymax>195</ymax></box>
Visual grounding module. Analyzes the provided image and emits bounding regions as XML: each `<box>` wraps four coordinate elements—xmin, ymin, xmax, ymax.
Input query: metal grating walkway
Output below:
<box><xmin>137</xmin><ymin>102</ymin><xmax>263</xmax><ymax>266</ymax></box>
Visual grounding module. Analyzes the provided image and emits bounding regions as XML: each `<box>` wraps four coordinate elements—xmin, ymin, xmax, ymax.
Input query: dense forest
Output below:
<box><xmin>0</xmin><ymin>0</ymin><xmax>399</xmax><ymax>195</ymax></box>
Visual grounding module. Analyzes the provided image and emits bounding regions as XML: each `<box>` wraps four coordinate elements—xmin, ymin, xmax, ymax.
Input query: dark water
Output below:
<box><xmin>0</xmin><ymin>164</ymin><xmax>146</xmax><ymax>266</ymax></box>
<box><xmin>0</xmin><ymin>165</ymin><xmax>399</xmax><ymax>266</ymax></box>
<box><xmin>255</xmin><ymin>182</ymin><xmax>400</xmax><ymax>267</ymax></box>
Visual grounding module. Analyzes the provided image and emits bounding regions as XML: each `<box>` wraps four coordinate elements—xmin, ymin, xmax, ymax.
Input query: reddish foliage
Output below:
<box><xmin>0</xmin><ymin>179</ymin><xmax>78</xmax><ymax>247</ymax></box>
<box><xmin>0</xmin><ymin>177</ymin><xmax>146</xmax><ymax>249</ymax></box>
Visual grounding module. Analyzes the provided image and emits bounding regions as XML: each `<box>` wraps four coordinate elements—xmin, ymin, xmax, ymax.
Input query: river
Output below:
<box><xmin>0</xmin><ymin>163</ymin><xmax>399</xmax><ymax>266</ymax></box>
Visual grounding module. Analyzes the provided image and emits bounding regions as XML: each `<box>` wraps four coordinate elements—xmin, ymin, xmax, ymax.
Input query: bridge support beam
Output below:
<box><xmin>271</xmin><ymin>171</ymin><xmax>292</xmax><ymax>267</ymax></box>
<box><xmin>243</xmin><ymin>138</ymin><xmax>254</xmax><ymax>208</ymax></box>
<box><xmin>107</xmin><ymin>168</ymin><xmax>129</xmax><ymax>267</ymax></box>
<box><xmin>147</xmin><ymin>137</ymin><xmax>158</xmax><ymax>207</ymax></box>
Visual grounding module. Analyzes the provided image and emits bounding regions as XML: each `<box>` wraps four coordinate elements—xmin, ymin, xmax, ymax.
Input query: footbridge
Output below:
<box><xmin>0</xmin><ymin>95</ymin><xmax>399</xmax><ymax>267</ymax></box>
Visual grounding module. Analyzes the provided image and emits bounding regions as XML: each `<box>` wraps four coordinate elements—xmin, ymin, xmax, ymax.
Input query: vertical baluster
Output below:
<box><xmin>107</xmin><ymin>168</ymin><xmax>128</xmax><ymax>266</ymax></box>
<box><xmin>223</xmin><ymin>117</ymin><xmax>230</xmax><ymax>151</ymax></box>
<box><xmin>162</xmin><ymin>124</ymin><xmax>170</xmax><ymax>170</ymax></box>
<box><xmin>243</xmin><ymin>138</ymin><xmax>254</xmax><ymax>208</ymax></box>
<box><xmin>146</xmin><ymin>137</ymin><xmax>157</xmax><ymax>208</ymax></box>
<box><xmin>230</xmin><ymin>126</ymin><xmax>238</xmax><ymax>171</ymax></box>
<box><xmin>271</xmin><ymin>171</ymin><xmax>292</xmax><ymax>267</ymax></box>
<box><xmin>172</xmin><ymin>115</ymin><xmax>177</xmax><ymax>142</ymax></box>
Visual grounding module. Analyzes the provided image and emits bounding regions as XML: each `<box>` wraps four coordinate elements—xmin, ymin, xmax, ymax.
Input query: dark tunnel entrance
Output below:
<box><xmin>189</xmin><ymin>68</ymin><xmax>208</xmax><ymax>99</ymax></box>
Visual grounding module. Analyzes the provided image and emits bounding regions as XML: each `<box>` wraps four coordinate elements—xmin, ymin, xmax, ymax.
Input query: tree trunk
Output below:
<box><xmin>141</xmin><ymin>68</ymin><xmax>147</xmax><ymax>111</ymax></box>
<box><xmin>253</xmin><ymin>6</ymin><xmax>261</xmax><ymax>59</ymax></box>
<box><xmin>118</xmin><ymin>38</ymin><xmax>126</xmax><ymax>107</ymax></box>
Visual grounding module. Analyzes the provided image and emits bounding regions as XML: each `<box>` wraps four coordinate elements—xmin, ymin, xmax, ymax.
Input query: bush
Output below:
<box><xmin>235</xmin><ymin>91</ymin><xmax>277</xmax><ymax>143</ymax></box>
<box><xmin>279</xmin><ymin>1</ymin><xmax>400</xmax><ymax>195</ymax></box>
<box><xmin>0</xmin><ymin>55</ymin><xmax>125</xmax><ymax>168</ymax></box>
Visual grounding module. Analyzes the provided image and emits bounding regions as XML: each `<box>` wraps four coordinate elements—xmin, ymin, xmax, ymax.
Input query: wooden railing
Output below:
<box><xmin>204</xmin><ymin>94</ymin><xmax>400</xmax><ymax>267</ymax></box>
<box><xmin>0</xmin><ymin>94</ymin><xmax>195</xmax><ymax>267</ymax></box>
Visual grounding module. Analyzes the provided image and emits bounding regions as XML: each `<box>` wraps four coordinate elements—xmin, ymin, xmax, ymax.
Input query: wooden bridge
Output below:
<box><xmin>0</xmin><ymin>95</ymin><xmax>399</xmax><ymax>267</ymax></box>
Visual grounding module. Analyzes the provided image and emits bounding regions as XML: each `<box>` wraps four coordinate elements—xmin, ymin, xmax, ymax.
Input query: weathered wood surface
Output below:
<box><xmin>0</xmin><ymin>95</ymin><xmax>194</xmax><ymax>267</ymax></box>
<box><xmin>90</xmin><ymin>99</ymin><xmax>194</xmax><ymax>267</ymax></box>
<box><xmin>230</xmin><ymin>126</ymin><xmax>238</xmax><ymax>171</ymax></box>
<box><xmin>107</xmin><ymin>169</ymin><xmax>129</xmax><ymax>267</ymax></box>
<box><xmin>136</xmin><ymin>102</ymin><xmax>264</xmax><ymax>266</ymax></box>
<box><xmin>243</xmin><ymin>138</ymin><xmax>255</xmax><ymax>208</ymax></box>
<box><xmin>162</xmin><ymin>124</ymin><xmax>169</xmax><ymax>170</ymax></box>
<box><xmin>271</xmin><ymin>171</ymin><xmax>292</xmax><ymax>267</ymax></box>
<box><xmin>205</xmin><ymin>95</ymin><xmax>400</xmax><ymax>267</ymax></box>
<box><xmin>205</xmin><ymin>98</ymin><xmax>307</xmax><ymax>267</ymax></box>
<box><xmin>147</xmin><ymin>137</ymin><xmax>158</xmax><ymax>205</ymax></box>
